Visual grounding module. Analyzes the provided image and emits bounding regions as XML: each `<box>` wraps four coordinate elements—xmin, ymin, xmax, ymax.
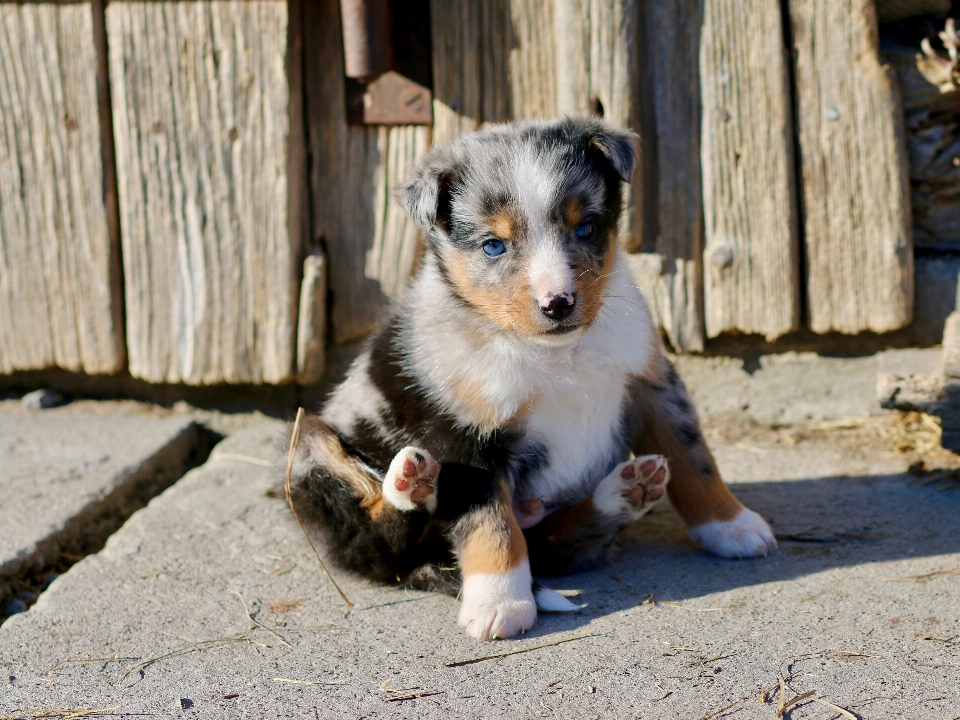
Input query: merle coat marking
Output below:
<box><xmin>287</xmin><ymin>117</ymin><xmax>776</xmax><ymax>641</ymax></box>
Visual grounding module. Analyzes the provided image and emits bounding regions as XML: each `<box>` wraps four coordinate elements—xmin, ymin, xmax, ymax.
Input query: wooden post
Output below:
<box><xmin>700</xmin><ymin>0</ymin><xmax>800</xmax><ymax>340</ymax></box>
<box><xmin>107</xmin><ymin>0</ymin><xmax>304</xmax><ymax>385</ymax></box>
<box><xmin>305</xmin><ymin>0</ymin><xmax>427</xmax><ymax>343</ymax></box>
<box><xmin>0</xmin><ymin>3</ymin><xmax>125</xmax><ymax>375</ymax></box>
<box><xmin>790</xmin><ymin>0</ymin><xmax>913</xmax><ymax>334</ymax></box>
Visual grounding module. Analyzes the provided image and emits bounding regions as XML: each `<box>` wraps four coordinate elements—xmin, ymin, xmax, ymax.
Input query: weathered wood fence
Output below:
<box><xmin>0</xmin><ymin>0</ymin><xmax>915</xmax><ymax>386</ymax></box>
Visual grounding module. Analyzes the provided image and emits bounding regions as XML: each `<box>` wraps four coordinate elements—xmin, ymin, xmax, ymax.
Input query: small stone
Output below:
<box><xmin>2</xmin><ymin>599</ymin><xmax>27</xmax><ymax>617</ymax></box>
<box><xmin>179</xmin><ymin>698</ymin><xmax>193</xmax><ymax>710</ymax></box>
<box><xmin>20</xmin><ymin>389</ymin><xmax>65</xmax><ymax>410</ymax></box>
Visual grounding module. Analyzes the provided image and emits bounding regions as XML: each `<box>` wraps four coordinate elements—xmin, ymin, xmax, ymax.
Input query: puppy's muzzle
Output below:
<box><xmin>538</xmin><ymin>292</ymin><xmax>576</xmax><ymax>321</ymax></box>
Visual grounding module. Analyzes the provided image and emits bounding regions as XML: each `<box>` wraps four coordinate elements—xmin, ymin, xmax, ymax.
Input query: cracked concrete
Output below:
<box><xmin>1</xmin><ymin>411</ymin><xmax>957</xmax><ymax>719</ymax></box>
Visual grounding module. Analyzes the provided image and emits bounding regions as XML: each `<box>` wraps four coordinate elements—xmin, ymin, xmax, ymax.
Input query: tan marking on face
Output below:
<box><xmin>459</xmin><ymin>481</ymin><xmax>527</xmax><ymax>575</ymax></box>
<box><xmin>571</xmin><ymin>235</ymin><xmax>618</xmax><ymax>328</ymax></box>
<box><xmin>444</xmin><ymin>251</ymin><xmax>544</xmax><ymax>338</ymax></box>
<box><xmin>488</xmin><ymin>212</ymin><xmax>514</xmax><ymax>240</ymax></box>
<box><xmin>562</xmin><ymin>196</ymin><xmax>585</xmax><ymax>227</ymax></box>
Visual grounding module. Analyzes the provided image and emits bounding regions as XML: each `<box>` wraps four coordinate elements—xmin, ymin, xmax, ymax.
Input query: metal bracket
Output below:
<box><xmin>340</xmin><ymin>0</ymin><xmax>433</xmax><ymax>126</ymax></box>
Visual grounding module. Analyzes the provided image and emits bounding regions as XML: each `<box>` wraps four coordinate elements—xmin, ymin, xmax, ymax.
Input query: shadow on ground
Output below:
<box><xmin>515</xmin><ymin>471</ymin><xmax>960</xmax><ymax>638</ymax></box>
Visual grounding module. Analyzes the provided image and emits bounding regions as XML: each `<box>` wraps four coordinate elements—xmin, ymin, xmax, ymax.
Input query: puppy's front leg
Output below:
<box><xmin>449</xmin><ymin>477</ymin><xmax>536</xmax><ymax>641</ymax></box>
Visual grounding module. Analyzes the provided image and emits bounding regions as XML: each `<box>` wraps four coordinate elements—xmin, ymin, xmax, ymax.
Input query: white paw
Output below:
<box><xmin>381</xmin><ymin>446</ymin><xmax>439</xmax><ymax>513</ymax></box>
<box><xmin>593</xmin><ymin>454</ymin><xmax>670</xmax><ymax>521</ymax></box>
<box><xmin>458</xmin><ymin>561</ymin><xmax>537</xmax><ymax>641</ymax></box>
<box><xmin>689</xmin><ymin>508</ymin><xmax>777</xmax><ymax>558</ymax></box>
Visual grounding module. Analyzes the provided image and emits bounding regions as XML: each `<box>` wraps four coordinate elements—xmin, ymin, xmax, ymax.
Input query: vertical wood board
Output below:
<box><xmin>107</xmin><ymin>1</ymin><xmax>297</xmax><ymax>384</ymax></box>
<box><xmin>305</xmin><ymin>0</ymin><xmax>426</xmax><ymax>343</ymax></box>
<box><xmin>554</xmin><ymin>0</ymin><xmax>640</xmax><ymax>248</ymax></box>
<box><xmin>0</xmin><ymin>4</ymin><xmax>124</xmax><ymax>375</ymax></box>
<box><xmin>790</xmin><ymin>0</ymin><xmax>913</xmax><ymax>334</ymax></box>
<box><xmin>430</xmin><ymin>0</ymin><xmax>510</xmax><ymax>145</ymax></box>
<box><xmin>700</xmin><ymin>0</ymin><xmax>800</xmax><ymax>340</ymax></box>
<box><xmin>633</xmin><ymin>0</ymin><xmax>704</xmax><ymax>351</ymax></box>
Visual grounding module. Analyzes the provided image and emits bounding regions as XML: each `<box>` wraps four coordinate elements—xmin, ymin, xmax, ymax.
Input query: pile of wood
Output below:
<box><xmin>883</xmin><ymin>19</ymin><xmax>960</xmax><ymax>250</ymax></box>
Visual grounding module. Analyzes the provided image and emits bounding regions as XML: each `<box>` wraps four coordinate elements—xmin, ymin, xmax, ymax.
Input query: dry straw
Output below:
<box><xmin>284</xmin><ymin>407</ymin><xmax>354</xmax><ymax>612</ymax></box>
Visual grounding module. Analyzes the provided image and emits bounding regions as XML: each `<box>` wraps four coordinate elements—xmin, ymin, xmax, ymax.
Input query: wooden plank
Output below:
<box><xmin>700</xmin><ymin>0</ymin><xmax>800</xmax><ymax>340</ymax></box>
<box><xmin>0</xmin><ymin>3</ymin><xmax>124</xmax><ymax>375</ymax></box>
<box><xmin>430</xmin><ymin>0</ymin><xmax>511</xmax><ymax>144</ymax></box>
<box><xmin>509</xmin><ymin>0</ymin><xmax>555</xmax><ymax>120</ymax></box>
<box><xmin>296</xmin><ymin>253</ymin><xmax>326</xmax><ymax>384</ymax></box>
<box><xmin>430</xmin><ymin>0</ymin><xmax>483</xmax><ymax>144</ymax></box>
<box><xmin>366</xmin><ymin>125</ymin><xmax>431</xmax><ymax>303</ymax></box>
<box><xmin>790</xmin><ymin>0</ymin><xmax>913</xmax><ymax>334</ymax></box>
<box><xmin>107</xmin><ymin>0</ymin><xmax>300</xmax><ymax>384</ymax></box>
<box><xmin>553</xmin><ymin>0</ymin><xmax>640</xmax><ymax>247</ymax></box>
<box><xmin>634</xmin><ymin>0</ymin><xmax>704</xmax><ymax>351</ymax></box>
<box><xmin>305</xmin><ymin>0</ymin><xmax>427</xmax><ymax>343</ymax></box>
<box><xmin>627</xmin><ymin>253</ymin><xmax>702</xmax><ymax>353</ymax></box>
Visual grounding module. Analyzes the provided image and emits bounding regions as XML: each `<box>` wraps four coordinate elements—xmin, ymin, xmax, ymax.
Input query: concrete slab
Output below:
<box><xmin>676</xmin><ymin>352</ymin><xmax>881</xmax><ymax>424</ymax></box>
<box><xmin>0</xmin><ymin>401</ymin><xmax>200</xmax><ymax>610</ymax></box>
<box><xmin>1</xmin><ymin>420</ymin><xmax>958</xmax><ymax>719</ymax></box>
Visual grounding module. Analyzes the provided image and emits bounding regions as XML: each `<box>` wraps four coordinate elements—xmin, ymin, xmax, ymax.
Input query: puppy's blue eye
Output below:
<box><xmin>482</xmin><ymin>239</ymin><xmax>507</xmax><ymax>257</ymax></box>
<box><xmin>575</xmin><ymin>222</ymin><xmax>595</xmax><ymax>239</ymax></box>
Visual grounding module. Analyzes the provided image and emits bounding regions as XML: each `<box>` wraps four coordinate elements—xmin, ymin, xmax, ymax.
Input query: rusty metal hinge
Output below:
<box><xmin>340</xmin><ymin>0</ymin><xmax>433</xmax><ymax>126</ymax></box>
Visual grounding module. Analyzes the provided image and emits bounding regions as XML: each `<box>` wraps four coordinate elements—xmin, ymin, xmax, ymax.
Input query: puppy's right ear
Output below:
<box><xmin>394</xmin><ymin>149</ymin><xmax>456</xmax><ymax>234</ymax></box>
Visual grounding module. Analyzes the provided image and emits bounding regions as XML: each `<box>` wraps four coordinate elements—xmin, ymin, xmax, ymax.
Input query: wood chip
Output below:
<box><xmin>885</xmin><ymin>565</ymin><xmax>960</xmax><ymax>582</ymax></box>
<box><xmin>274</xmin><ymin>678</ymin><xmax>346</xmax><ymax>685</ymax></box>
<box><xmin>648</xmin><ymin>683</ymin><xmax>672</xmax><ymax>702</ymax></box>
<box><xmin>811</xmin><ymin>698</ymin><xmax>857</xmax><ymax>719</ymax></box>
<box><xmin>700</xmin><ymin>695</ymin><xmax>751</xmax><ymax>720</ymax></box>
<box><xmin>777</xmin><ymin>690</ymin><xmax>816</xmax><ymax>717</ymax></box>
<box><xmin>915</xmin><ymin>634</ymin><xmax>956</xmax><ymax>642</ymax></box>
<box><xmin>444</xmin><ymin>629</ymin><xmax>596</xmax><ymax>667</ymax></box>
<box><xmin>830</xmin><ymin>650</ymin><xmax>881</xmax><ymax>660</ymax></box>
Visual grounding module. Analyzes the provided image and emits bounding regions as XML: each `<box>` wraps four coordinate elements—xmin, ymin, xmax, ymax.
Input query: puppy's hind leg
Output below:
<box><xmin>629</xmin><ymin>356</ymin><xmax>777</xmax><ymax>558</ymax></box>
<box><xmin>524</xmin><ymin>455</ymin><xmax>670</xmax><ymax>577</ymax></box>
<box><xmin>287</xmin><ymin>415</ymin><xmax>441</xmax><ymax>584</ymax></box>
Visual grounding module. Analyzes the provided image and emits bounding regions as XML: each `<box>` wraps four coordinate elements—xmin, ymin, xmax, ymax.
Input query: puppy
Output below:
<box><xmin>287</xmin><ymin>116</ymin><xmax>776</xmax><ymax>641</ymax></box>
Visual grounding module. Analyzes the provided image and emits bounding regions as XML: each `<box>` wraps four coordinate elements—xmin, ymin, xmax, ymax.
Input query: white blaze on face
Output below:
<box><xmin>511</xmin><ymin>146</ymin><xmax>572</xmax><ymax>304</ymax></box>
<box><xmin>527</xmin><ymin>240</ymin><xmax>574</xmax><ymax>306</ymax></box>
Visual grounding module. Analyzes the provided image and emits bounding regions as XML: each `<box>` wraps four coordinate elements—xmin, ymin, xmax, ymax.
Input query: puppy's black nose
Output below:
<box><xmin>539</xmin><ymin>293</ymin><xmax>576</xmax><ymax>320</ymax></box>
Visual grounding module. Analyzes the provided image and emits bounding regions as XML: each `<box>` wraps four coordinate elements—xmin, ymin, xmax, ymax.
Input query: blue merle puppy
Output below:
<box><xmin>287</xmin><ymin>116</ymin><xmax>776</xmax><ymax>641</ymax></box>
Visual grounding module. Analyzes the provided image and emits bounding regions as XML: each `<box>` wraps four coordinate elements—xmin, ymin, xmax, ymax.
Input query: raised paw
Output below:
<box><xmin>458</xmin><ymin>562</ymin><xmax>537</xmax><ymax>641</ymax></box>
<box><xmin>689</xmin><ymin>508</ymin><xmax>777</xmax><ymax>559</ymax></box>
<box><xmin>593</xmin><ymin>454</ymin><xmax>671</xmax><ymax>521</ymax></box>
<box><xmin>381</xmin><ymin>446</ymin><xmax>439</xmax><ymax>513</ymax></box>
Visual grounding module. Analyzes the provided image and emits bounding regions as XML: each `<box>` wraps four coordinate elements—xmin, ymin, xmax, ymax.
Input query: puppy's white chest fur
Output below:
<box><xmin>406</xmin><ymin>252</ymin><xmax>655</xmax><ymax>503</ymax></box>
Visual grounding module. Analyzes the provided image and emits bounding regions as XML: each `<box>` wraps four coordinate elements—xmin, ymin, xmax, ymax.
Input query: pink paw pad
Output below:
<box><xmin>383</xmin><ymin>447</ymin><xmax>439</xmax><ymax>512</ymax></box>
<box><xmin>619</xmin><ymin>455</ymin><xmax>670</xmax><ymax>509</ymax></box>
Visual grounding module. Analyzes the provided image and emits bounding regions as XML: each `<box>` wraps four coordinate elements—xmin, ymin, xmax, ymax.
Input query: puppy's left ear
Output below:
<box><xmin>588</xmin><ymin>125</ymin><xmax>638</xmax><ymax>183</ymax></box>
<box><xmin>394</xmin><ymin>147</ymin><xmax>456</xmax><ymax>233</ymax></box>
